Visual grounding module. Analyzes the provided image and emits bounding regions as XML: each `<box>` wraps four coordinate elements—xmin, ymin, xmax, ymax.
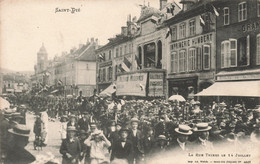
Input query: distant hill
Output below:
<box><xmin>0</xmin><ymin>68</ymin><xmax>34</xmax><ymax>76</ymax></box>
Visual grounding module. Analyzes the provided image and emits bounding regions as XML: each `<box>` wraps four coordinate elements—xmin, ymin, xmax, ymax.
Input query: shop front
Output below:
<box><xmin>116</xmin><ymin>69</ymin><xmax>166</xmax><ymax>98</ymax></box>
<box><xmin>196</xmin><ymin>69</ymin><xmax>260</xmax><ymax>108</ymax></box>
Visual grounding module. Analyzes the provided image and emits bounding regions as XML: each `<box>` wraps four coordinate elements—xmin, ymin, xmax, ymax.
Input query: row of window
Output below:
<box><xmin>171</xmin><ymin>19</ymin><xmax>196</xmax><ymax>41</ymax></box>
<box><xmin>223</xmin><ymin>1</ymin><xmax>260</xmax><ymax>26</ymax></box>
<box><xmin>170</xmin><ymin>45</ymin><xmax>211</xmax><ymax>73</ymax></box>
<box><xmin>100</xmin><ymin>43</ymin><xmax>133</xmax><ymax>62</ymax></box>
<box><xmin>98</xmin><ymin>67</ymin><xmax>113</xmax><ymax>82</ymax></box>
<box><xmin>221</xmin><ymin>36</ymin><xmax>250</xmax><ymax>68</ymax></box>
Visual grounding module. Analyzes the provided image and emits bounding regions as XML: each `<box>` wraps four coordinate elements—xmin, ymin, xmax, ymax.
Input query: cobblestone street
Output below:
<box><xmin>25</xmin><ymin>112</ymin><xmax>62</xmax><ymax>163</ymax></box>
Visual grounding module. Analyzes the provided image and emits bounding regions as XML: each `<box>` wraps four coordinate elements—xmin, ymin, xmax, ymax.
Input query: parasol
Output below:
<box><xmin>0</xmin><ymin>97</ymin><xmax>10</xmax><ymax>110</ymax></box>
<box><xmin>168</xmin><ymin>94</ymin><xmax>186</xmax><ymax>102</ymax></box>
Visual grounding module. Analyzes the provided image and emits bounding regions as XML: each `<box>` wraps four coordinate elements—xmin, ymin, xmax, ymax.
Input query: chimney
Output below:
<box><xmin>127</xmin><ymin>14</ymin><xmax>131</xmax><ymax>22</ymax></box>
<box><xmin>121</xmin><ymin>27</ymin><xmax>128</xmax><ymax>36</ymax></box>
<box><xmin>79</xmin><ymin>44</ymin><xmax>83</xmax><ymax>49</ymax></box>
<box><xmin>91</xmin><ymin>37</ymin><xmax>94</xmax><ymax>43</ymax></box>
<box><xmin>180</xmin><ymin>0</ymin><xmax>197</xmax><ymax>11</ymax></box>
<box><xmin>95</xmin><ymin>38</ymin><xmax>99</xmax><ymax>49</ymax></box>
<box><xmin>160</xmin><ymin>0</ymin><xmax>167</xmax><ymax>10</ymax></box>
<box><xmin>87</xmin><ymin>38</ymin><xmax>90</xmax><ymax>44</ymax></box>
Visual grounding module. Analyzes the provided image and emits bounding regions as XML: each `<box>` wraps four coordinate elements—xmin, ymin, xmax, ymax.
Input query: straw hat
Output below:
<box><xmin>193</xmin><ymin>123</ymin><xmax>212</xmax><ymax>132</ymax></box>
<box><xmin>130</xmin><ymin>118</ymin><xmax>139</xmax><ymax>123</ymax></box>
<box><xmin>8</xmin><ymin>124</ymin><xmax>30</xmax><ymax>137</ymax></box>
<box><xmin>175</xmin><ymin>124</ymin><xmax>193</xmax><ymax>135</ymax></box>
<box><xmin>67</xmin><ymin>126</ymin><xmax>77</xmax><ymax>132</ymax></box>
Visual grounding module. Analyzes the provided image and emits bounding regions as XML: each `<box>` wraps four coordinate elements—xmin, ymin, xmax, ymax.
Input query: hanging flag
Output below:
<box><xmin>166</xmin><ymin>7</ymin><xmax>171</xmax><ymax>13</ymax></box>
<box><xmin>211</xmin><ymin>5</ymin><xmax>219</xmax><ymax>16</ymax></box>
<box><xmin>118</xmin><ymin>64</ymin><xmax>125</xmax><ymax>73</ymax></box>
<box><xmin>133</xmin><ymin>22</ymin><xmax>140</xmax><ymax>29</ymax></box>
<box><xmin>171</xmin><ymin>3</ymin><xmax>175</xmax><ymax>16</ymax></box>
<box><xmin>39</xmin><ymin>83</ymin><xmax>44</xmax><ymax>88</ymax></box>
<box><xmin>99</xmin><ymin>54</ymin><xmax>105</xmax><ymax>61</ymax></box>
<box><xmin>139</xmin><ymin>83</ymin><xmax>144</xmax><ymax>91</ymax></box>
<box><xmin>165</xmin><ymin>27</ymin><xmax>172</xmax><ymax>38</ymax></box>
<box><xmin>199</xmin><ymin>15</ymin><xmax>205</xmax><ymax>26</ymax></box>
<box><xmin>121</xmin><ymin>57</ymin><xmax>132</xmax><ymax>72</ymax></box>
<box><xmin>135</xmin><ymin>55</ymin><xmax>141</xmax><ymax>69</ymax></box>
<box><xmin>132</xmin><ymin>16</ymin><xmax>137</xmax><ymax>23</ymax></box>
<box><xmin>58</xmin><ymin>79</ymin><xmax>63</xmax><ymax>85</ymax></box>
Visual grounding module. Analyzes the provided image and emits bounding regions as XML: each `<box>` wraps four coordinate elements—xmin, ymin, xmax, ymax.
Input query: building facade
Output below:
<box><xmin>165</xmin><ymin>0</ymin><xmax>217</xmax><ymax>99</ymax></box>
<box><xmin>215</xmin><ymin>0</ymin><xmax>260</xmax><ymax>80</ymax></box>
<box><xmin>96</xmin><ymin>1</ymin><xmax>181</xmax><ymax>98</ymax></box>
<box><xmin>32</xmin><ymin>39</ymin><xmax>98</xmax><ymax>97</ymax></box>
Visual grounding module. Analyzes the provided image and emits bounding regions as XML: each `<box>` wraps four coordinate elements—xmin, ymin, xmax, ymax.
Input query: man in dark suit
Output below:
<box><xmin>142</xmin><ymin>126</ymin><xmax>156</xmax><ymax>160</ymax></box>
<box><xmin>60</xmin><ymin>126</ymin><xmax>81</xmax><ymax>164</ymax></box>
<box><xmin>78</xmin><ymin>112</ymin><xmax>89</xmax><ymax>132</ymax></box>
<box><xmin>6</xmin><ymin>124</ymin><xmax>36</xmax><ymax>164</ymax></box>
<box><xmin>128</xmin><ymin>118</ymin><xmax>144</xmax><ymax>164</ymax></box>
<box><xmin>170</xmin><ymin>124</ymin><xmax>193</xmax><ymax>152</ymax></box>
<box><xmin>192</xmin><ymin>123</ymin><xmax>213</xmax><ymax>150</ymax></box>
<box><xmin>111</xmin><ymin>128</ymin><xmax>133</xmax><ymax>164</ymax></box>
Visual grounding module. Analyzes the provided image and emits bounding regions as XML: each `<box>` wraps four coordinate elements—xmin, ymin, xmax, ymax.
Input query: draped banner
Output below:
<box><xmin>116</xmin><ymin>73</ymin><xmax>147</xmax><ymax>96</ymax></box>
<box><xmin>148</xmin><ymin>72</ymin><xmax>164</xmax><ymax>97</ymax></box>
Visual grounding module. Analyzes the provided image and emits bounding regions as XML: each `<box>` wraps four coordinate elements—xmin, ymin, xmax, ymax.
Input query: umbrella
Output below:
<box><xmin>0</xmin><ymin>97</ymin><xmax>10</xmax><ymax>110</ymax></box>
<box><xmin>168</xmin><ymin>95</ymin><xmax>186</xmax><ymax>102</ymax></box>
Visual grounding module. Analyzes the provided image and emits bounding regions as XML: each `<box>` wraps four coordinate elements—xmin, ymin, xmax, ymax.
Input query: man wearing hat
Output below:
<box><xmin>128</xmin><ymin>118</ymin><xmax>144</xmax><ymax>164</ymax></box>
<box><xmin>84</xmin><ymin>130</ymin><xmax>111</xmax><ymax>164</ymax></box>
<box><xmin>152</xmin><ymin>135</ymin><xmax>168</xmax><ymax>155</ymax></box>
<box><xmin>170</xmin><ymin>124</ymin><xmax>192</xmax><ymax>152</ymax></box>
<box><xmin>60</xmin><ymin>126</ymin><xmax>81</xmax><ymax>164</ymax></box>
<box><xmin>111</xmin><ymin>127</ymin><xmax>133</xmax><ymax>164</ymax></box>
<box><xmin>6</xmin><ymin>124</ymin><xmax>36</xmax><ymax>164</ymax></box>
<box><xmin>193</xmin><ymin>123</ymin><xmax>213</xmax><ymax>150</ymax></box>
<box><xmin>142</xmin><ymin>126</ymin><xmax>156</xmax><ymax>160</ymax></box>
<box><xmin>78</xmin><ymin>111</ymin><xmax>90</xmax><ymax>132</ymax></box>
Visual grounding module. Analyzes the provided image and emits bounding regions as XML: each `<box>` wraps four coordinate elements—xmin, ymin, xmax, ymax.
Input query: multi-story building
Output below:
<box><xmin>96</xmin><ymin>0</ymin><xmax>181</xmax><ymax>98</ymax></box>
<box><xmin>3</xmin><ymin>73</ymin><xmax>29</xmax><ymax>93</ymax></box>
<box><xmin>52</xmin><ymin>38</ymin><xmax>98</xmax><ymax>97</ymax></box>
<box><xmin>32</xmin><ymin>39</ymin><xmax>98</xmax><ymax>97</ymax></box>
<box><xmin>165</xmin><ymin>0</ymin><xmax>217</xmax><ymax>99</ymax></box>
<box><xmin>197</xmin><ymin>0</ymin><xmax>260</xmax><ymax>106</ymax></box>
<box><xmin>96</xmin><ymin>16</ymin><xmax>135</xmax><ymax>93</ymax></box>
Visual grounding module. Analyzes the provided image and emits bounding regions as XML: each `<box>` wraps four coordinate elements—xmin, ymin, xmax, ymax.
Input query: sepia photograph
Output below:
<box><xmin>0</xmin><ymin>0</ymin><xmax>260</xmax><ymax>163</ymax></box>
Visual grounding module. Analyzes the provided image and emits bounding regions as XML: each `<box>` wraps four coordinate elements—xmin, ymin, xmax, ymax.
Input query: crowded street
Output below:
<box><xmin>1</xmin><ymin>0</ymin><xmax>260</xmax><ymax>163</ymax></box>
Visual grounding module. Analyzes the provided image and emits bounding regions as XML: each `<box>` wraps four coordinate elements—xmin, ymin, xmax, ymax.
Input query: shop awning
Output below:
<box><xmin>99</xmin><ymin>84</ymin><xmax>116</xmax><ymax>96</ymax></box>
<box><xmin>195</xmin><ymin>80</ymin><xmax>260</xmax><ymax>97</ymax></box>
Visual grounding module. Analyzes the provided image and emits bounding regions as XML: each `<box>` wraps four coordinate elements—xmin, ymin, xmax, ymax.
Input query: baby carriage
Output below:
<box><xmin>33</xmin><ymin>116</ymin><xmax>44</xmax><ymax>150</ymax></box>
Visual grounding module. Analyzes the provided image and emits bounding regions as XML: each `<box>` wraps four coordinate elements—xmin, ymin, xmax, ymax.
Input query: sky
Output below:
<box><xmin>0</xmin><ymin>0</ymin><xmax>180</xmax><ymax>72</ymax></box>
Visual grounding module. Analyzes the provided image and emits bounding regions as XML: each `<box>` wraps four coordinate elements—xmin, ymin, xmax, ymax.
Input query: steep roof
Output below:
<box><xmin>76</xmin><ymin>42</ymin><xmax>98</xmax><ymax>61</ymax></box>
<box><xmin>137</xmin><ymin>6</ymin><xmax>163</xmax><ymax>23</ymax></box>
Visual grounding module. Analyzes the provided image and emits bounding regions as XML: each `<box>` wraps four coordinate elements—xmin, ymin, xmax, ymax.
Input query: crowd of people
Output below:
<box><xmin>0</xmin><ymin>92</ymin><xmax>260</xmax><ymax>164</ymax></box>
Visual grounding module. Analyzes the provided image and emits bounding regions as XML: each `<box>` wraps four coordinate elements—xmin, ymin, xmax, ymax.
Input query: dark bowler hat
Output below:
<box><xmin>8</xmin><ymin>124</ymin><xmax>30</xmax><ymax>137</ymax></box>
<box><xmin>119</xmin><ymin>127</ymin><xmax>129</xmax><ymax>134</ymax></box>
<box><xmin>61</xmin><ymin>115</ymin><xmax>68</xmax><ymax>120</ymax></box>
<box><xmin>175</xmin><ymin>124</ymin><xmax>193</xmax><ymax>135</ymax></box>
<box><xmin>110</xmin><ymin>120</ymin><xmax>116</xmax><ymax>126</ymax></box>
<box><xmin>79</xmin><ymin>130</ymin><xmax>88</xmax><ymax>134</ymax></box>
<box><xmin>193</xmin><ymin>123</ymin><xmax>212</xmax><ymax>132</ymax></box>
